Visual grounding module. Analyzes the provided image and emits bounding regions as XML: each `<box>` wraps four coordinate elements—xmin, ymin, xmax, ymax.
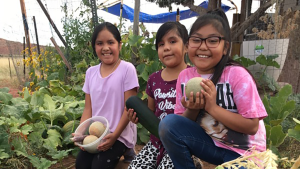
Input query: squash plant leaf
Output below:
<box><xmin>0</xmin><ymin>92</ymin><xmax>12</xmax><ymax>105</ymax></box>
<box><xmin>43</xmin><ymin>129</ymin><xmax>62</xmax><ymax>151</ymax></box>
<box><xmin>287</xmin><ymin>129</ymin><xmax>300</xmax><ymax>142</ymax></box>
<box><xmin>0</xmin><ymin>149</ymin><xmax>9</xmax><ymax>160</ymax></box>
<box><xmin>0</xmin><ymin>87</ymin><xmax>9</xmax><ymax>93</ymax></box>
<box><xmin>269</xmin><ymin>125</ymin><xmax>287</xmax><ymax>147</ymax></box>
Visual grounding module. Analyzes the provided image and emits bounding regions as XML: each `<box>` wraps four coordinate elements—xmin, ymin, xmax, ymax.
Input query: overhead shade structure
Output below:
<box><xmin>101</xmin><ymin>1</ymin><xmax>232</xmax><ymax>23</ymax></box>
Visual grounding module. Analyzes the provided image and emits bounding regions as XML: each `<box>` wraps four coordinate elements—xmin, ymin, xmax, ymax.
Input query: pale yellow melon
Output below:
<box><xmin>83</xmin><ymin>135</ymin><xmax>98</xmax><ymax>145</ymax></box>
<box><xmin>185</xmin><ymin>77</ymin><xmax>204</xmax><ymax>102</ymax></box>
<box><xmin>89</xmin><ymin>121</ymin><xmax>106</xmax><ymax>137</ymax></box>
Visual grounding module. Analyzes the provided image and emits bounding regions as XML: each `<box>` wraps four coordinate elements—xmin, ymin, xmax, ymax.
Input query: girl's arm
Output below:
<box><xmin>201</xmin><ymin>79</ymin><xmax>259</xmax><ymax>135</ymax></box>
<box><xmin>207</xmin><ymin>106</ymin><xmax>259</xmax><ymax>135</ymax></box>
<box><xmin>111</xmin><ymin>88</ymin><xmax>138</xmax><ymax>139</ymax></box>
<box><xmin>147</xmin><ymin>96</ymin><xmax>155</xmax><ymax>112</ymax></box>
<box><xmin>80</xmin><ymin>94</ymin><xmax>92</xmax><ymax>124</ymax></box>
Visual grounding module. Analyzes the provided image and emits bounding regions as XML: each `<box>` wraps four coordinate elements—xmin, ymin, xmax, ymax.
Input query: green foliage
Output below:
<box><xmin>287</xmin><ymin>118</ymin><xmax>300</xmax><ymax>142</ymax></box>
<box><xmin>262</xmin><ymin>84</ymin><xmax>298</xmax><ymax>154</ymax></box>
<box><xmin>233</xmin><ymin>54</ymin><xmax>280</xmax><ymax>92</ymax></box>
<box><xmin>0</xmin><ymin>87</ymin><xmax>84</xmax><ymax>168</ymax></box>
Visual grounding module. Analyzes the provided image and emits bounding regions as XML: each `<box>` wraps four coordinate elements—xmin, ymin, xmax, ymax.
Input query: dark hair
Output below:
<box><xmin>155</xmin><ymin>21</ymin><xmax>188</xmax><ymax>51</ymax></box>
<box><xmin>91</xmin><ymin>22</ymin><xmax>121</xmax><ymax>57</ymax></box>
<box><xmin>189</xmin><ymin>9</ymin><xmax>251</xmax><ymax>85</ymax></box>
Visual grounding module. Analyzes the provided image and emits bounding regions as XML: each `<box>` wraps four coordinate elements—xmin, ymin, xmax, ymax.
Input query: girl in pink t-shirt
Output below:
<box><xmin>74</xmin><ymin>22</ymin><xmax>139</xmax><ymax>169</ymax></box>
<box><xmin>159</xmin><ymin>9</ymin><xmax>267</xmax><ymax>168</ymax></box>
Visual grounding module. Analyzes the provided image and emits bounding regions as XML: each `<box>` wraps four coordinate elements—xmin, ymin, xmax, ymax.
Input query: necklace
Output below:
<box><xmin>100</xmin><ymin>58</ymin><xmax>120</xmax><ymax>76</ymax></box>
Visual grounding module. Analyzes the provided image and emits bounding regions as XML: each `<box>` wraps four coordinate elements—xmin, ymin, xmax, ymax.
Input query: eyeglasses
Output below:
<box><xmin>188</xmin><ymin>36</ymin><xmax>225</xmax><ymax>48</ymax></box>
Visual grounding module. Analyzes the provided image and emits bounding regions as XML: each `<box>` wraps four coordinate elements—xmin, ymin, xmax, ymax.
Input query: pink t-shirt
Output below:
<box><xmin>175</xmin><ymin>66</ymin><xmax>267</xmax><ymax>155</ymax></box>
<box><xmin>82</xmin><ymin>60</ymin><xmax>139</xmax><ymax>148</ymax></box>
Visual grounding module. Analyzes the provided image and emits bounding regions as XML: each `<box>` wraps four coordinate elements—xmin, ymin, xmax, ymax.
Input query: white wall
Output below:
<box><xmin>241</xmin><ymin>39</ymin><xmax>289</xmax><ymax>81</ymax></box>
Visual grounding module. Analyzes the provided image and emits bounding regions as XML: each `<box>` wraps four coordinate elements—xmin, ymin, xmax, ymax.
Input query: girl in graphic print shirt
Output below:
<box><xmin>159</xmin><ymin>9</ymin><xmax>268</xmax><ymax>169</ymax></box>
<box><xmin>128</xmin><ymin>22</ymin><xmax>201</xmax><ymax>169</ymax></box>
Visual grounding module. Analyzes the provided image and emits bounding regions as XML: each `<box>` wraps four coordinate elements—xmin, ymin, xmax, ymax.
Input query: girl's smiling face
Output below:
<box><xmin>157</xmin><ymin>29</ymin><xmax>187</xmax><ymax>68</ymax></box>
<box><xmin>95</xmin><ymin>28</ymin><xmax>121</xmax><ymax>65</ymax></box>
<box><xmin>188</xmin><ymin>24</ymin><xmax>228</xmax><ymax>74</ymax></box>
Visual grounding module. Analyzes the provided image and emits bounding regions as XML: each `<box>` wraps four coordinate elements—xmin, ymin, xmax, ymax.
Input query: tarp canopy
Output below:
<box><xmin>101</xmin><ymin>1</ymin><xmax>231</xmax><ymax>23</ymax></box>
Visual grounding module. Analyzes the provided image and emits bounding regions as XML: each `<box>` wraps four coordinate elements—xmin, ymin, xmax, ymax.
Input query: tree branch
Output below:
<box><xmin>231</xmin><ymin>0</ymin><xmax>275</xmax><ymax>40</ymax></box>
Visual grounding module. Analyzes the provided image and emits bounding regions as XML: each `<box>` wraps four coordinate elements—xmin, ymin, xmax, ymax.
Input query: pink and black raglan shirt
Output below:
<box><xmin>175</xmin><ymin>66</ymin><xmax>268</xmax><ymax>155</ymax></box>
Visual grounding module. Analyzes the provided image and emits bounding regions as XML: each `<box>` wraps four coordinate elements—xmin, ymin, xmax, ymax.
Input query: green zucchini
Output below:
<box><xmin>126</xmin><ymin>96</ymin><xmax>160</xmax><ymax>138</ymax></box>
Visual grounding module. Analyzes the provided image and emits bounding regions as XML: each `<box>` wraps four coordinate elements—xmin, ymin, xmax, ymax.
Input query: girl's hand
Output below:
<box><xmin>97</xmin><ymin>133</ymin><xmax>117</xmax><ymax>151</ymax></box>
<box><xmin>181</xmin><ymin>91</ymin><xmax>205</xmax><ymax>111</ymax></box>
<box><xmin>71</xmin><ymin>133</ymin><xmax>85</xmax><ymax>151</ymax></box>
<box><xmin>200</xmin><ymin>79</ymin><xmax>217</xmax><ymax>112</ymax></box>
<box><xmin>127</xmin><ymin>108</ymin><xmax>139</xmax><ymax>124</ymax></box>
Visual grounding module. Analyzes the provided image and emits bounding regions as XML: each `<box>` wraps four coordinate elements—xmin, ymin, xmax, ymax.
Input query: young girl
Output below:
<box><xmin>127</xmin><ymin>21</ymin><xmax>192</xmax><ymax>169</ymax></box>
<box><xmin>75</xmin><ymin>22</ymin><xmax>139</xmax><ymax>169</ymax></box>
<box><xmin>159</xmin><ymin>9</ymin><xmax>268</xmax><ymax>168</ymax></box>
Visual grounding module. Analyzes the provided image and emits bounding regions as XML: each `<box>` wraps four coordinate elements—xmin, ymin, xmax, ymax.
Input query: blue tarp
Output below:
<box><xmin>102</xmin><ymin>1</ymin><xmax>231</xmax><ymax>23</ymax></box>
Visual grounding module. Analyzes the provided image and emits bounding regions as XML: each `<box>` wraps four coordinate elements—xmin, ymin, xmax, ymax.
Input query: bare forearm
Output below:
<box><xmin>208</xmin><ymin>106</ymin><xmax>259</xmax><ymax>135</ymax></box>
<box><xmin>80</xmin><ymin>108</ymin><xmax>92</xmax><ymax>124</ymax></box>
<box><xmin>113</xmin><ymin>110</ymin><xmax>130</xmax><ymax>138</ymax></box>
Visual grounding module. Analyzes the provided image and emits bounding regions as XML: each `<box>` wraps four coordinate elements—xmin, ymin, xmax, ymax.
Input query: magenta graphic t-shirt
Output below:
<box><xmin>175</xmin><ymin>66</ymin><xmax>267</xmax><ymax>155</ymax></box>
<box><xmin>146</xmin><ymin>69</ymin><xmax>177</xmax><ymax>148</ymax></box>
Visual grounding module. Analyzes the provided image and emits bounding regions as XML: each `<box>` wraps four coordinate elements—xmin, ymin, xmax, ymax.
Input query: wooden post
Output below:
<box><xmin>23</xmin><ymin>36</ymin><xmax>26</xmax><ymax>78</ymax></box>
<box><xmin>8</xmin><ymin>58</ymin><xmax>12</xmax><ymax>79</ymax></box>
<box><xmin>176</xmin><ymin>8</ymin><xmax>180</xmax><ymax>22</ymax></box>
<box><xmin>36</xmin><ymin>0</ymin><xmax>68</xmax><ymax>48</ymax></box>
<box><xmin>19</xmin><ymin>0</ymin><xmax>31</xmax><ymax>57</ymax></box>
<box><xmin>50</xmin><ymin>37</ymin><xmax>72</xmax><ymax>73</ymax></box>
<box><xmin>119</xmin><ymin>0</ymin><xmax>124</xmax><ymax>32</ymax></box>
<box><xmin>131</xmin><ymin>0</ymin><xmax>140</xmax><ymax>66</ymax></box>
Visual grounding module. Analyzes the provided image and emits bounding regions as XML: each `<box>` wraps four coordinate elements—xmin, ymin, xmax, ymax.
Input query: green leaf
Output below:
<box><xmin>49</xmin><ymin>149</ymin><xmax>73</xmax><ymax>161</ymax></box>
<box><xmin>43</xmin><ymin>95</ymin><xmax>56</xmax><ymax>111</ymax></box>
<box><xmin>0</xmin><ymin>149</ymin><xmax>9</xmax><ymax>160</ymax></box>
<box><xmin>269</xmin><ymin>125</ymin><xmax>287</xmax><ymax>147</ymax></box>
<box><xmin>293</xmin><ymin>118</ymin><xmax>300</xmax><ymax>125</ymax></box>
<box><xmin>234</xmin><ymin>56</ymin><xmax>256</xmax><ymax>67</ymax></box>
<box><xmin>287</xmin><ymin>129</ymin><xmax>300</xmax><ymax>142</ymax></box>
<box><xmin>21</xmin><ymin>124</ymin><xmax>33</xmax><ymax>135</ymax></box>
<box><xmin>0</xmin><ymin>92</ymin><xmax>12</xmax><ymax>104</ymax></box>
<box><xmin>0</xmin><ymin>87</ymin><xmax>10</xmax><ymax>93</ymax></box>
<box><xmin>1</xmin><ymin>105</ymin><xmax>22</xmax><ymax>118</ymax></box>
<box><xmin>43</xmin><ymin>129</ymin><xmax>62</xmax><ymax>151</ymax></box>
<box><xmin>136</xmin><ymin>63</ymin><xmax>145</xmax><ymax>74</ymax></box>
<box><xmin>28</xmin><ymin>156</ymin><xmax>57</xmax><ymax>169</ymax></box>
<box><xmin>23</xmin><ymin>87</ymin><xmax>31</xmax><ymax>103</ymax></box>
<box><xmin>31</xmin><ymin>91</ymin><xmax>44</xmax><ymax>107</ymax></box>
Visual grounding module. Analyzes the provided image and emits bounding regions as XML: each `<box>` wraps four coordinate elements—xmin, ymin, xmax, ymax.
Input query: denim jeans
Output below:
<box><xmin>159</xmin><ymin>114</ymin><xmax>245</xmax><ymax>169</ymax></box>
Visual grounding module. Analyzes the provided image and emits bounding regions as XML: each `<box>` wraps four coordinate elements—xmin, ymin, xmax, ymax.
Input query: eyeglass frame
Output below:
<box><xmin>187</xmin><ymin>36</ymin><xmax>226</xmax><ymax>48</ymax></box>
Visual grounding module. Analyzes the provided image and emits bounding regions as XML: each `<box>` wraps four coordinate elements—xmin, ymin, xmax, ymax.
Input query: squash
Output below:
<box><xmin>62</xmin><ymin>120</ymin><xmax>80</xmax><ymax>133</ymax></box>
<box><xmin>126</xmin><ymin>96</ymin><xmax>160</xmax><ymax>138</ymax></box>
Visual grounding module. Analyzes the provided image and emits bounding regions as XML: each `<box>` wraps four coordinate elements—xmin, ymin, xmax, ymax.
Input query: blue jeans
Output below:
<box><xmin>159</xmin><ymin>114</ymin><xmax>245</xmax><ymax>169</ymax></box>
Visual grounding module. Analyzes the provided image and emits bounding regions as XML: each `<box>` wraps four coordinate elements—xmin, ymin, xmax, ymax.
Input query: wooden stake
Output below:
<box><xmin>8</xmin><ymin>58</ymin><xmax>12</xmax><ymax>79</ymax></box>
<box><xmin>50</xmin><ymin>37</ymin><xmax>72</xmax><ymax>73</ymax></box>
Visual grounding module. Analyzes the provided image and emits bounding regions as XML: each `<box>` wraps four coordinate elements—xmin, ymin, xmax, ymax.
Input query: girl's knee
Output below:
<box><xmin>159</xmin><ymin>114</ymin><xmax>180</xmax><ymax>139</ymax></box>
